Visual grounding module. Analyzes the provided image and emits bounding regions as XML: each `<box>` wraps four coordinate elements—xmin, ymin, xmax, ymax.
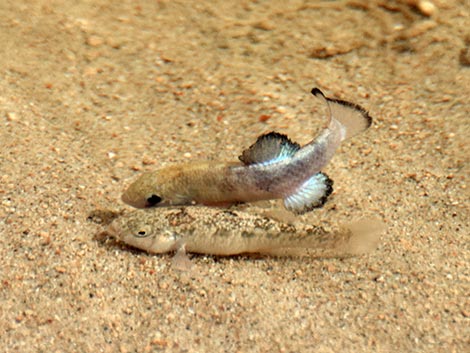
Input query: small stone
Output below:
<box><xmin>55</xmin><ymin>266</ymin><xmax>67</xmax><ymax>273</ymax></box>
<box><xmin>150</xmin><ymin>339</ymin><xmax>168</xmax><ymax>347</ymax></box>
<box><xmin>6</xmin><ymin>112</ymin><xmax>18</xmax><ymax>121</ymax></box>
<box><xmin>142</xmin><ymin>157</ymin><xmax>156</xmax><ymax>165</ymax></box>
<box><xmin>417</xmin><ymin>1</ymin><xmax>437</xmax><ymax>17</ymax></box>
<box><xmin>87</xmin><ymin>35</ymin><xmax>104</xmax><ymax>47</ymax></box>
<box><xmin>259</xmin><ymin>114</ymin><xmax>271</xmax><ymax>122</ymax></box>
<box><xmin>276</xmin><ymin>106</ymin><xmax>287</xmax><ymax>114</ymax></box>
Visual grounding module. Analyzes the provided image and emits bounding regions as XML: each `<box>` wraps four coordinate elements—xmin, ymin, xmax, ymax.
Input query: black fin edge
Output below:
<box><xmin>292</xmin><ymin>172</ymin><xmax>334</xmax><ymax>215</ymax></box>
<box><xmin>256</xmin><ymin>132</ymin><xmax>301</xmax><ymax>149</ymax></box>
<box><xmin>314</xmin><ymin>172</ymin><xmax>334</xmax><ymax>208</ymax></box>
<box><xmin>311</xmin><ymin>87</ymin><xmax>373</xmax><ymax>129</ymax></box>
<box><xmin>238</xmin><ymin>131</ymin><xmax>301</xmax><ymax>164</ymax></box>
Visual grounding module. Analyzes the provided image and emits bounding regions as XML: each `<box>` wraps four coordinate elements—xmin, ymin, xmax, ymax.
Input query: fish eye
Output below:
<box><xmin>146</xmin><ymin>194</ymin><xmax>162</xmax><ymax>207</ymax></box>
<box><xmin>135</xmin><ymin>226</ymin><xmax>152</xmax><ymax>238</ymax></box>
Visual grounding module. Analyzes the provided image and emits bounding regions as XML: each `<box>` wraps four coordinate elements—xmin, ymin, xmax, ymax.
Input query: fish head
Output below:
<box><xmin>107</xmin><ymin>211</ymin><xmax>179</xmax><ymax>253</ymax></box>
<box><xmin>121</xmin><ymin>169</ymin><xmax>190</xmax><ymax>208</ymax></box>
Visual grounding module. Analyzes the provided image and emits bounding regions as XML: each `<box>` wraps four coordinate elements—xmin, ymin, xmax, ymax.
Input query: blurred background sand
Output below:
<box><xmin>0</xmin><ymin>1</ymin><xmax>468</xmax><ymax>352</ymax></box>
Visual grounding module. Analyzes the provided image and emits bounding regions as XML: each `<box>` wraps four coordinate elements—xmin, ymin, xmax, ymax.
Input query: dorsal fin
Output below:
<box><xmin>239</xmin><ymin>132</ymin><xmax>301</xmax><ymax>165</ymax></box>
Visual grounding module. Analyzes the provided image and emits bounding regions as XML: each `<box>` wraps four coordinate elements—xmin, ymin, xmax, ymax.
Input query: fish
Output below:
<box><xmin>121</xmin><ymin>88</ymin><xmax>372</xmax><ymax>214</ymax></box>
<box><xmin>107</xmin><ymin>207</ymin><xmax>383</xmax><ymax>257</ymax></box>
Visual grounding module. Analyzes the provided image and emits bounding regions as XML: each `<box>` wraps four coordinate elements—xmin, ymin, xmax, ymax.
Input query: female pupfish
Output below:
<box><xmin>108</xmin><ymin>207</ymin><xmax>383</xmax><ymax>257</ymax></box>
<box><xmin>122</xmin><ymin>88</ymin><xmax>372</xmax><ymax>214</ymax></box>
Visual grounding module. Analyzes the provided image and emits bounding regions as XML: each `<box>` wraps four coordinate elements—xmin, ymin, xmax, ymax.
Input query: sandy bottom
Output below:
<box><xmin>1</xmin><ymin>1</ymin><xmax>469</xmax><ymax>352</ymax></box>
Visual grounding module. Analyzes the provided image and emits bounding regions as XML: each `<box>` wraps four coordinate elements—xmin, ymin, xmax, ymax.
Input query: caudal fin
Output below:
<box><xmin>311</xmin><ymin>88</ymin><xmax>372</xmax><ymax>140</ymax></box>
<box><xmin>261</xmin><ymin>218</ymin><xmax>385</xmax><ymax>257</ymax></box>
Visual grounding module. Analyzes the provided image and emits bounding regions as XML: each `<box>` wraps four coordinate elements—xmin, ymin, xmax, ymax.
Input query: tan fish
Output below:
<box><xmin>107</xmin><ymin>207</ymin><xmax>383</xmax><ymax>257</ymax></box>
<box><xmin>122</xmin><ymin>88</ymin><xmax>372</xmax><ymax>214</ymax></box>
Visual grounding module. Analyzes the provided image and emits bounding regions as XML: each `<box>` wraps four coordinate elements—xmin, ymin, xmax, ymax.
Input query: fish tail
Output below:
<box><xmin>263</xmin><ymin>219</ymin><xmax>384</xmax><ymax>257</ymax></box>
<box><xmin>311</xmin><ymin>88</ymin><xmax>372</xmax><ymax>141</ymax></box>
<box><xmin>333</xmin><ymin>219</ymin><xmax>385</xmax><ymax>256</ymax></box>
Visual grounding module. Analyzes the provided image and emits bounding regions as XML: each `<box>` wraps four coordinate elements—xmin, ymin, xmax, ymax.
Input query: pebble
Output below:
<box><xmin>417</xmin><ymin>1</ymin><xmax>437</xmax><ymax>17</ymax></box>
<box><xmin>276</xmin><ymin>106</ymin><xmax>287</xmax><ymax>114</ymax></box>
<box><xmin>86</xmin><ymin>35</ymin><xmax>104</xmax><ymax>47</ymax></box>
<box><xmin>6</xmin><ymin>112</ymin><xmax>18</xmax><ymax>121</ymax></box>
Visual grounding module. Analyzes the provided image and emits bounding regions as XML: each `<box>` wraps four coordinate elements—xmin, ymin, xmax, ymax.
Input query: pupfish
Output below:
<box><xmin>122</xmin><ymin>88</ymin><xmax>372</xmax><ymax>214</ymax></box>
<box><xmin>107</xmin><ymin>207</ymin><xmax>383</xmax><ymax>257</ymax></box>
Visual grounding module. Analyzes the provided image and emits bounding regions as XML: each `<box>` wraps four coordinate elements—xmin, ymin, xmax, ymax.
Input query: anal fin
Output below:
<box><xmin>283</xmin><ymin>172</ymin><xmax>333</xmax><ymax>214</ymax></box>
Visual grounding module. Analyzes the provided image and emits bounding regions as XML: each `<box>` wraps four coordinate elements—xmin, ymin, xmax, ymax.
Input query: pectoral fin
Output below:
<box><xmin>284</xmin><ymin>172</ymin><xmax>333</xmax><ymax>214</ymax></box>
<box><xmin>239</xmin><ymin>132</ymin><xmax>300</xmax><ymax>165</ymax></box>
<box><xmin>171</xmin><ymin>242</ymin><xmax>193</xmax><ymax>271</ymax></box>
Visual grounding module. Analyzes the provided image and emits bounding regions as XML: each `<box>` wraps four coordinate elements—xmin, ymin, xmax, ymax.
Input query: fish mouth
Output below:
<box><xmin>121</xmin><ymin>191</ymin><xmax>147</xmax><ymax>208</ymax></box>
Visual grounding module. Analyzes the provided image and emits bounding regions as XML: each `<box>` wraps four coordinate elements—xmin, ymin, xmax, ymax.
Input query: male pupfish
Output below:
<box><xmin>107</xmin><ymin>207</ymin><xmax>383</xmax><ymax>257</ymax></box>
<box><xmin>122</xmin><ymin>88</ymin><xmax>372</xmax><ymax>214</ymax></box>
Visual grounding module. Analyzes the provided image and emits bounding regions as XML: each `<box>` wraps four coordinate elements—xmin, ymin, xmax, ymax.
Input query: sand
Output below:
<box><xmin>1</xmin><ymin>1</ymin><xmax>469</xmax><ymax>352</ymax></box>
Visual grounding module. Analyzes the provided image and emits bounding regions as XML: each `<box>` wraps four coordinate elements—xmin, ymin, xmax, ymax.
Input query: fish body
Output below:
<box><xmin>108</xmin><ymin>207</ymin><xmax>383</xmax><ymax>256</ymax></box>
<box><xmin>122</xmin><ymin>88</ymin><xmax>372</xmax><ymax>214</ymax></box>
